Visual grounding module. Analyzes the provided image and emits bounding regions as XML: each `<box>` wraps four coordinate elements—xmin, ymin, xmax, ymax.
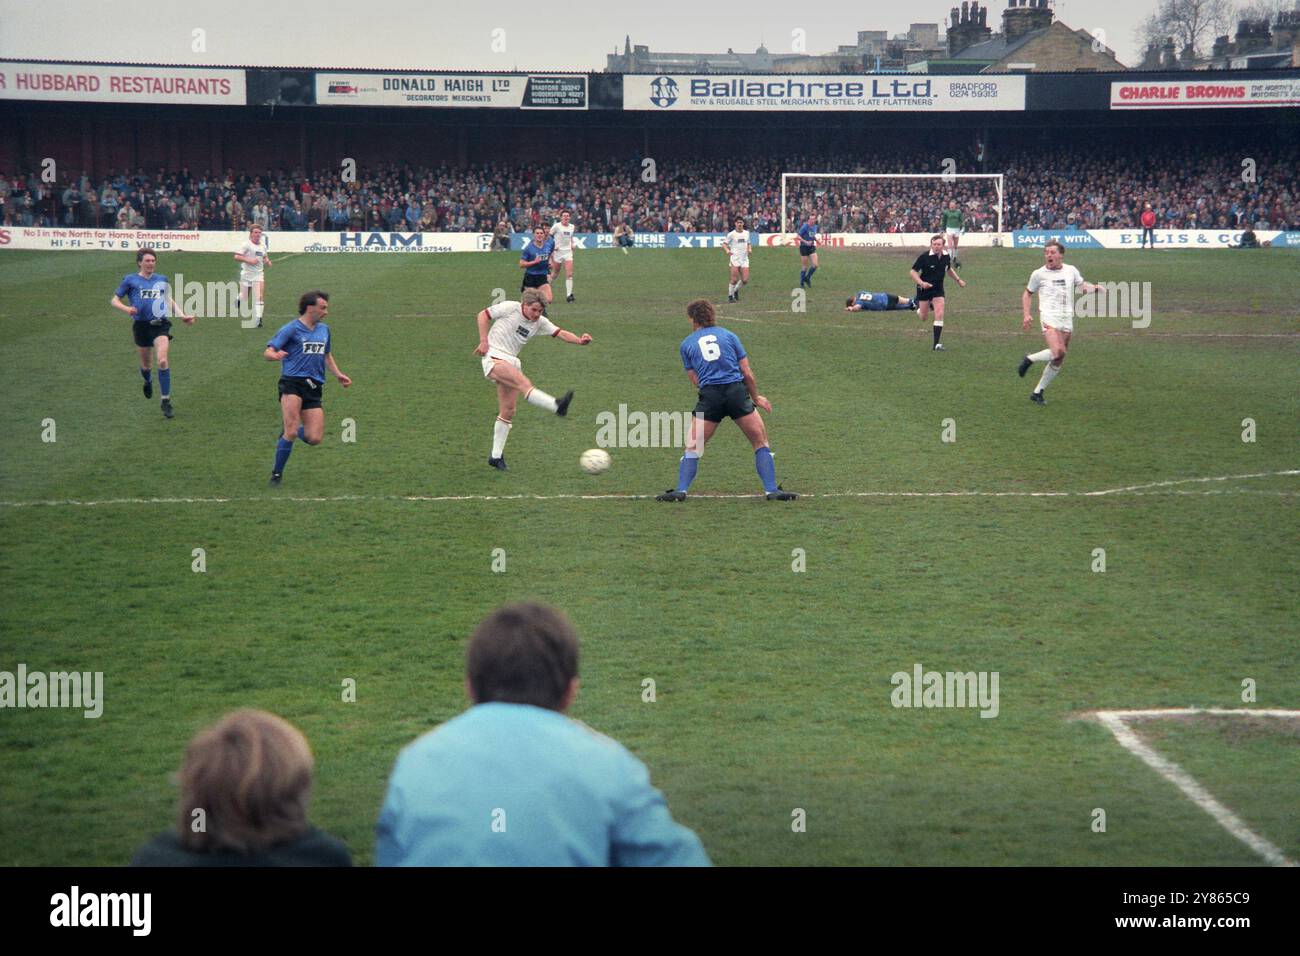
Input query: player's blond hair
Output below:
<box><xmin>521</xmin><ymin>290</ymin><xmax>546</xmax><ymax>309</ymax></box>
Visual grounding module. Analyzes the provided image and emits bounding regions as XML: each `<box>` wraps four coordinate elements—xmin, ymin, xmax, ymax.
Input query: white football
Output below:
<box><xmin>579</xmin><ymin>448</ymin><xmax>611</xmax><ymax>474</ymax></box>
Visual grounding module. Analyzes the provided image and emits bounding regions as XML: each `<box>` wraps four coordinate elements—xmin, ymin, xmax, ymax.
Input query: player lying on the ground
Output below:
<box><xmin>845</xmin><ymin>291</ymin><xmax>919</xmax><ymax>312</ymax></box>
<box><xmin>474</xmin><ymin>289</ymin><xmax>591</xmax><ymax>471</ymax></box>
<box><xmin>657</xmin><ymin>299</ymin><xmax>796</xmax><ymax>502</ymax></box>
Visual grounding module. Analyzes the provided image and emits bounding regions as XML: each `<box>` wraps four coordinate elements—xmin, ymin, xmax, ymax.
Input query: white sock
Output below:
<box><xmin>1028</xmin><ymin>348</ymin><xmax>1052</xmax><ymax>363</ymax></box>
<box><xmin>255</xmin><ymin>300</ymin><xmax>264</xmax><ymax>321</ymax></box>
<box><xmin>565</xmin><ymin>278</ymin><xmax>573</xmax><ymax>296</ymax></box>
<box><xmin>491</xmin><ymin>418</ymin><xmax>511</xmax><ymax>457</ymax></box>
<box><xmin>728</xmin><ymin>281</ymin><xmax>738</xmax><ymax>295</ymax></box>
<box><xmin>1035</xmin><ymin>363</ymin><xmax>1061</xmax><ymax>393</ymax></box>
<box><xmin>525</xmin><ymin>387</ymin><xmax>558</xmax><ymax>413</ymax></box>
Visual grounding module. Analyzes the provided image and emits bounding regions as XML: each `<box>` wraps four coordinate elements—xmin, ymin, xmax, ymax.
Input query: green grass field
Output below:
<box><xmin>0</xmin><ymin>244</ymin><xmax>1296</xmax><ymax>866</ymax></box>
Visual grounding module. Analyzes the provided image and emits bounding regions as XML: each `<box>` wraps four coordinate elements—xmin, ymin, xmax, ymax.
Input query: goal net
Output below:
<box><xmin>780</xmin><ymin>172</ymin><xmax>1005</xmax><ymax>237</ymax></box>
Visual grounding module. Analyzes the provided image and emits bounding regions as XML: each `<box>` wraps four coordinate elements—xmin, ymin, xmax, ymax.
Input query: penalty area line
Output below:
<box><xmin>1093</xmin><ymin>708</ymin><xmax>1298</xmax><ymax>867</ymax></box>
<box><xmin>0</xmin><ymin>470</ymin><xmax>1295</xmax><ymax>509</ymax></box>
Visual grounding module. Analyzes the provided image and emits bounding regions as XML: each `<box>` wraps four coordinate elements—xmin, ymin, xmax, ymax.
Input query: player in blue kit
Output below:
<box><xmin>519</xmin><ymin>226</ymin><xmax>555</xmax><ymax>306</ymax></box>
<box><xmin>264</xmin><ymin>291</ymin><xmax>351</xmax><ymax>486</ymax></box>
<box><xmin>796</xmin><ymin>215</ymin><xmax>820</xmax><ymax>288</ymax></box>
<box><xmin>110</xmin><ymin>247</ymin><xmax>194</xmax><ymax>418</ymax></box>
<box><xmin>845</xmin><ymin>291</ymin><xmax>920</xmax><ymax>312</ymax></box>
<box><xmin>656</xmin><ymin>299</ymin><xmax>796</xmax><ymax>502</ymax></box>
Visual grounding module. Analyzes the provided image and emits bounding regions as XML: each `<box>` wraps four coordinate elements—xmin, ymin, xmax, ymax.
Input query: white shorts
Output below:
<box><xmin>729</xmin><ymin>256</ymin><xmax>750</xmax><ymax>269</ymax></box>
<box><xmin>945</xmin><ymin>228</ymin><xmax>963</xmax><ymax>238</ymax></box>
<box><xmin>552</xmin><ymin>250</ymin><xmax>573</xmax><ymax>264</ymax></box>
<box><xmin>481</xmin><ymin>353</ymin><xmax>522</xmax><ymax>379</ymax></box>
<box><xmin>1041</xmin><ymin>317</ymin><xmax>1073</xmax><ymax>334</ymax></box>
<box><xmin>239</xmin><ymin>269</ymin><xmax>264</xmax><ymax>286</ymax></box>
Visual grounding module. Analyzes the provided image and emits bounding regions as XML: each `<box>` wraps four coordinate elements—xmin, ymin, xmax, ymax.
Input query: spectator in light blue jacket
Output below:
<box><xmin>376</xmin><ymin>603</ymin><xmax>710</xmax><ymax>867</ymax></box>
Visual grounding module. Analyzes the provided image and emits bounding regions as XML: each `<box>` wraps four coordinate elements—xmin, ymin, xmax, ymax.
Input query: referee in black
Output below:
<box><xmin>909</xmin><ymin>234</ymin><xmax>967</xmax><ymax>351</ymax></box>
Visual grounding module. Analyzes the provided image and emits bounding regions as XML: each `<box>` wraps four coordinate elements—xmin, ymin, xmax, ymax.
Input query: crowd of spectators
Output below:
<box><xmin>3</xmin><ymin>140</ymin><xmax>1296</xmax><ymax>234</ymax></box>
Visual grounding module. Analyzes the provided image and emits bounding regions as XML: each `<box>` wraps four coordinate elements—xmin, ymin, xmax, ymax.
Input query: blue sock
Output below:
<box><xmin>799</xmin><ymin>269</ymin><xmax>807</xmax><ymax>284</ymax></box>
<box><xmin>807</xmin><ymin>266</ymin><xmax>817</xmax><ymax>279</ymax></box>
<box><xmin>273</xmin><ymin>437</ymin><xmax>294</xmax><ymax>474</ymax></box>
<box><xmin>297</xmin><ymin>425</ymin><xmax>306</xmax><ymax>441</ymax></box>
<box><xmin>755</xmin><ymin>447</ymin><xmax>777</xmax><ymax>493</ymax></box>
<box><xmin>139</xmin><ymin>367</ymin><xmax>151</xmax><ymax>383</ymax></box>
<box><xmin>676</xmin><ymin>453</ymin><xmax>700</xmax><ymax>493</ymax></box>
<box><xmin>158</xmin><ymin>368</ymin><xmax>171</xmax><ymax>397</ymax></box>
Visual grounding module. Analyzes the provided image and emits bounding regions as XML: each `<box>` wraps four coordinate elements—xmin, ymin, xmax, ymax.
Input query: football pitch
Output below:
<box><xmin>0</xmin><ymin>245</ymin><xmax>1296</xmax><ymax>866</ymax></box>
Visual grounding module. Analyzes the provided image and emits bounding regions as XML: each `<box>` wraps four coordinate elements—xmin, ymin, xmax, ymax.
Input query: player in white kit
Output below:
<box><xmin>474</xmin><ymin>289</ymin><xmax>593</xmax><ymax>470</ymax></box>
<box><xmin>234</xmin><ymin>224</ymin><xmax>272</xmax><ymax>328</ymax></box>
<box><xmin>1017</xmin><ymin>240</ymin><xmax>1104</xmax><ymax>405</ymax></box>
<box><xmin>723</xmin><ymin>218</ymin><xmax>751</xmax><ymax>302</ymax></box>
<box><xmin>549</xmin><ymin>210</ymin><xmax>577</xmax><ymax>303</ymax></box>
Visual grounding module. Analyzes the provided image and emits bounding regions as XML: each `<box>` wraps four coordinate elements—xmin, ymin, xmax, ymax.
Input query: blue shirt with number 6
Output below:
<box><xmin>681</xmin><ymin>326</ymin><xmax>745</xmax><ymax>387</ymax></box>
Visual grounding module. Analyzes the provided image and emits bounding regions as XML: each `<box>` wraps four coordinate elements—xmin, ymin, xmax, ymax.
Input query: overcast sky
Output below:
<box><xmin>0</xmin><ymin>0</ymin><xmax>1199</xmax><ymax>72</ymax></box>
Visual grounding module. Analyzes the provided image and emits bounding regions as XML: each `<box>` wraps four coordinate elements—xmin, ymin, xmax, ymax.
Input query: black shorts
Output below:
<box><xmin>618</xmin><ymin>235</ymin><xmax>634</xmax><ymax>248</ymax></box>
<box><xmin>132</xmin><ymin>318</ymin><xmax>173</xmax><ymax>348</ymax></box>
<box><xmin>521</xmin><ymin>273</ymin><xmax>549</xmax><ymax>290</ymax></box>
<box><xmin>799</xmin><ymin>243</ymin><xmax>817</xmax><ymax>257</ymax></box>
<box><xmin>916</xmin><ymin>285</ymin><xmax>945</xmax><ymax>303</ymax></box>
<box><xmin>278</xmin><ymin>375</ymin><xmax>323</xmax><ymax>410</ymax></box>
<box><xmin>694</xmin><ymin>381</ymin><xmax>755</xmax><ymax>424</ymax></box>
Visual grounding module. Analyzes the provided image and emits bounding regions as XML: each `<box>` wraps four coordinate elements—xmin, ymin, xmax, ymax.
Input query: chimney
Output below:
<box><xmin>1161</xmin><ymin>36</ymin><xmax>1178</xmax><ymax>68</ymax></box>
<box><xmin>1234</xmin><ymin>18</ymin><xmax>1273</xmax><ymax>54</ymax></box>
<box><xmin>948</xmin><ymin>0</ymin><xmax>994</xmax><ymax>55</ymax></box>
<box><xmin>1275</xmin><ymin>11</ymin><xmax>1300</xmax><ymax>49</ymax></box>
<box><xmin>1003</xmin><ymin>0</ymin><xmax>1054</xmax><ymax>41</ymax></box>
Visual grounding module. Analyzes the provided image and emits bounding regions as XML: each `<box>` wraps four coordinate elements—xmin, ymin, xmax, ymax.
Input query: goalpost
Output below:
<box><xmin>780</xmin><ymin>173</ymin><xmax>1005</xmax><ymax>236</ymax></box>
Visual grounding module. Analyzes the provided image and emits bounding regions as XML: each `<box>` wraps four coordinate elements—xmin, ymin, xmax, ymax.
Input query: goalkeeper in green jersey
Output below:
<box><xmin>940</xmin><ymin>200</ymin><xmax>966</xmax><ymax>269</ymax></box>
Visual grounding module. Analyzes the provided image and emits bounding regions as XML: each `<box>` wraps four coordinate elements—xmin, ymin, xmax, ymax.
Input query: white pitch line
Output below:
<box><xmin>1095</xmin><ymin>709</ymin><xmax>1298</xmax><ymax>867</ymax></box>
<box><xmin>0</xmin><ymin>470</ymin><xmax>1294</xmax><ymax>509</ymax></box>
<box><xmin>1084</xmin><ymin>470</ymin><xmax>1300</xmax><ymax>496</ymax></box>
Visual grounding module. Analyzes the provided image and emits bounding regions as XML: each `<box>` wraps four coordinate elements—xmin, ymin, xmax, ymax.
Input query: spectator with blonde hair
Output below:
<box><xmin>131</xmin><ymin>709</ymin><xmax>351</xmax><ymax>866</ymax></box>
